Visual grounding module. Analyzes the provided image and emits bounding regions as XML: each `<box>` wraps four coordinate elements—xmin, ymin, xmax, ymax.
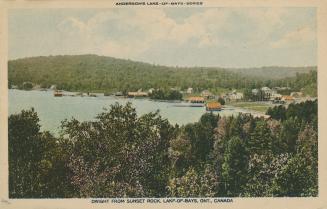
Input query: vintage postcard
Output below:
<box><xmin>0</xmin><ymin>0</ymin><xmax>327</xmax><ymax>209</ymax></box>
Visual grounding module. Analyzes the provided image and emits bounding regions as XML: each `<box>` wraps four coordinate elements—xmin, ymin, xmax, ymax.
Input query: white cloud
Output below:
<box><xmin>56</xmin><ymin>8</ymin><xmax>231</xmax><ymax>59</ymax></box>
<box><xmin>270</xmin><ymin>26</ymin><xmax>316</xmax><ymax>48</ymax></box>
<box><xmin>54</xmin><ymin>8</ymin><xmax>316</xmax><ymax>62</ymax></box>
<box><xmin>246</xmin><ymin>8</ymin><xmax>287</xmax><ymax>26</ymax></box>
<box><xmin>223</xmin><ymin>8</ymin><xmax>289</xmax><ymax>46</ymax></box>
<box><xmin>57</xmin><ymin>17</ymin><xmax>89</xmax><ymax>35</ymax></box>
<box><xmin>167</xmin><ymin>8</ymin><xmax>228</xmax><ymax>45</ymax></box>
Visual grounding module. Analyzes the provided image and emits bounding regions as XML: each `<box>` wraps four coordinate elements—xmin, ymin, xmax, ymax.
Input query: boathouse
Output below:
<box><xmin>281</xmin><ymin>95</ymin><xmax>295</xmax><ymax>102</ymax></box>
<box><xmin>206</xmin><ymin>101</ymin><xmax>222</xmax><ymax>111</ymax></box>
<box><xmin>187</xmin><ymin>96</ymin><xmax>205</xmax><ymax>103</ymax></box>
<box><xmin>128</xmin><ymin>91</ymin><xmax>148</xmax><ymax>98</ymax></box>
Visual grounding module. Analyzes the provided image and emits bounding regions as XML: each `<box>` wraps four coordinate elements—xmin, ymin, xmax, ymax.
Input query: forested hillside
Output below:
<box><xmin>227</xmin><ymin>66</ymin><xmax>315</xmax><ymax>79</ymax></box>
<box><xmin>9</xmin><ymin>100</ymin><xmax>318</xmax><ymax>197</ymax></box>
<box><xmin>8</xmin><ymin>55</ymin><xmax>317</xmax><ymax>95</ymax></box>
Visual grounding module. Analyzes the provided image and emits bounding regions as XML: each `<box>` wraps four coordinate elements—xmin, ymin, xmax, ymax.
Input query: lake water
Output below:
<box><xmin>9</xmin><ymin>90</ymin><xmax>260</xmax><ymax>134</ymax></box>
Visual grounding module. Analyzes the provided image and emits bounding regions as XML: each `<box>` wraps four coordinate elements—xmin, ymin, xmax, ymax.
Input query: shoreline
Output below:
<box><xmin>9</xmin><ymin>89</ymin><xmax>271</xmax><ymax>116</ymax></box>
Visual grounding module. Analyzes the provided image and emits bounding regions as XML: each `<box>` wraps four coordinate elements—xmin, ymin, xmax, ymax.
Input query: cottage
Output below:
<box><xmin>206</xmin><ymin>102</ymin><xmax>222</xmax><ymax>111</ymax></box>
<box><xmin>252</xmin><ymin>89</ymin><xmax>259</xmax><ymax>95</ymax></box>
<box><xmin>261</xmin><ymin>87</ymin><xmax>276</xmax><ymax>99</ymax></box>
<box><xmin>251</xmin><ymin>87</ymin><xmax>275</xmax><ymax>101</ymax></box>
<box><xmin>187</xmin><ymin>96</ymin><xmax>205</xmax><ymax>103</ymax></box>
<box><xmin>223</xmin><ymin>91</ymin><xmax>243</xmax><ymax>102</ymax></box>
<box><xmin>229</xmin><ymin>92</ymin><xmax>243</xmax><ymax>101</ymax></box>
<box><xmin>261</xmin><ymin>86</ymin><xmax>271</xmax><ymax>92</ymax></box>
<box><xmin>281</xmin><ymin>95</ymin><xmax>295</xmax><ymax>103</ymax></box>
<box><xmin>128</xmin><ymin>91</ymin><xmax>148</xmax><ymax>98</ymax></box>
<box><xmin>270</xmin><ymin>93</ymin><xmax>284</xmax><ymax>104</ymax></box>
<box><xmin>290</xmin><ymin>92</ymin><xmax>303</xmax><ymax>98</ymax></box>
<box><xmin>186</xmin><ymin>87</ymin><xmax>193</xmax><ymax>94</ymax></box>
<box><xmin>201</xmin><ymin>90</ymin><xmax>213</xmax><ymax>99</ymax></box>
<box><xmin>54</xmin><ymin>90</ymin><xmax>63</xmax><ymax>97</ymax></box>
<box><xmin>270</xmin><ymin>92</ymin><xmax>283</xmax><ymax>103</ymax></box>
<box><xmin>271</xmin><ymin>93</ymin><xmax>282</xmax><ymax>99</ymax></box>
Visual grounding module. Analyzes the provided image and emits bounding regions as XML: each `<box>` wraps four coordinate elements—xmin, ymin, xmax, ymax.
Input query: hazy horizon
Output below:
<box><xmin>8</xmin><ymin>53</ymin><xmax>317</xmax><ymax>69</ymax></box>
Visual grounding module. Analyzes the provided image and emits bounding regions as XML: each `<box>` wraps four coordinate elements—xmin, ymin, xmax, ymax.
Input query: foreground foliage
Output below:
<box><xmin>9</xmin><ymin>100</ymin><xmax>318</xmax><ymax>197</ymax></box>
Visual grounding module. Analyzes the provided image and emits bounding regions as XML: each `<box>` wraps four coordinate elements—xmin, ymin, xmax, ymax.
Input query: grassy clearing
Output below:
<box><xmin>229</xmin><ymin>102</ymin><xmax>273</xmax><ymax>113</ymax></box>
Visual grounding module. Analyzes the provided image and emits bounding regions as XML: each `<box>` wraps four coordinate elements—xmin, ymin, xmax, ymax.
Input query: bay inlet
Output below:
<box><xmin>9</xmin><ymin>89</ymin><xmax>265</xmax><ymax>134</ymax></box>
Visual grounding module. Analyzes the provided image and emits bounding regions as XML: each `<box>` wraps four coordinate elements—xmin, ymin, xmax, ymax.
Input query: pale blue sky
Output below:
<box><xmin>9</xmin><ymin>7</ymin><xmax>316</xmax><ymax>67</ymax></box>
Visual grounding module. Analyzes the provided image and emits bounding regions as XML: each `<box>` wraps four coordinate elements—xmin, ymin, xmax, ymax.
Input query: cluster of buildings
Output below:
<box><xmin>185</xmin><ymin>89</ymin><xmax>245</xmax><ymax>103</ymax></box>
<box><xmin>251</xmin><ymin>87</ymin><xmax>296</xmax><ymax>103</ymax></box>
<box><xmin>185</xmin><ymin>86</ymin><xmax>309</xmax><ymax>105</ymax></box>
<box><xmin>221</xmin><ymin>90</ymin><xmax>244</xmax><ymax>102</ymax></box>
<box><xmin>249</xmin><ymin>86</ymin><xmax>313</xmax><ymax>104</ymax></box>
<box><xmin>114</xmin><ymin>86</ymin><xmax>308</xmax><ymax>106</ymax></box>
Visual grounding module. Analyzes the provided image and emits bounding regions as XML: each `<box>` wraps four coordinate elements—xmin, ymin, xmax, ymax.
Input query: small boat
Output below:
<box><xmin>54</xmin><ymin>90</ymin><xmax>63</xmax><ymax>97</ymax></box>
<box><xmin>114</xmin><ymin>92</ymin><xmax>124</xmax><ymax>97</ymax></box>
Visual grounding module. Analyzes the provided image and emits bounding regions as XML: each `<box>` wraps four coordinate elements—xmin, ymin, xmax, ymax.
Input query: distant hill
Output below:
<box><xmin>8</xmin><ymin>54</ymin><xmax>317</xmax><ymax>94</ymax></box>
<box><xmin>224</xmin><ymin>66</ymin><xmax>316</xmax><ymax>80</ymax></box>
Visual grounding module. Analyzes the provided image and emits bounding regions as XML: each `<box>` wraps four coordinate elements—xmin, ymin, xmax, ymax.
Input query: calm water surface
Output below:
<box><xmin>9</xmin><ymin>90</ymin><xmax>257</xmax><ymax>134</ymax></box>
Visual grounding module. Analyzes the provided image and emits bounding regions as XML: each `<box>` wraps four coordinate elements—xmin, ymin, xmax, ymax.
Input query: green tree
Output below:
<box><xmin>218</xmin><ymin>97</ymin><xmax>225</xmax><ymax>105</ymax></box>
<box><xmin>149</xmin><ymin>89</ymin><xmax>182</xmax><ymax>100</ymax></box>
<box><xmin>272</xmin><ymin>154</ymin><xmax>317</xmax><ymax>196</ymax></box>
<box><xmin>168</xmin><ymin>165</ymin><xmax>218</xmax><ymax>197</ymax></box>
<box><xmin>9</xmin><ymin>109</ymin><xmax>73</xmax><ymax>198</ymax></box>
<box><xmin>278</xmin><ymin>117</ymin><xmax>301</xmax><ymax>153</ymax></box>
<box><xmin>266</xmin><ymin>105</ymin><xmax>287</xmax><ymax>121</ymax></box>
<box><xmin>9</xmin><ymin>109</ymin><xmax>42</xmax><ymax>197</ymax></box>
<box><xmin>248</xmin><ymin>120</ymin><xmax>273</xmax><ymax>155</ymax></box>
<box><xmin>62</xmin><ymin>103</ymin><xmax>176</xmax><ymax>197</ymax></box>
<box><xmin>243</xmin><ymin>88</ymin><xmax>253</xmax><ymax>101</ymax></box>
<box><xmin>242</xmin><ymin>153</ymin><xmax>290</xmax><ymax>197</ymax></box>
<box><xmin>221</xmin><ymin>136</ymin><xmax>248</xmax><ymax>196</ymax></box>
<box><xmin>22</xmin><ymin>81</ymin><xmax>33</xmax><ymax>90</ymax></box>
<box><xmin>168</xmin><ymin>132</ymin><xmax>192</xmax><ymax>176</ymax></box>
<box><xmin>183</xmin><ymin>113</ymin><xmax>219</xmax><ymax>168</ymax></box>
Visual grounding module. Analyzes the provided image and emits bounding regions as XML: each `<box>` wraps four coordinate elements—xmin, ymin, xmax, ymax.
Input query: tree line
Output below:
<box><xmin>9</xmin><ymin>100</ymin><xmax>318</xmax><ymax>198</ymax></box>
<box><xmin>8</xmin><ymin>55</ymin><xmax>317</xmax><ymax>96</ymax></box>
<box><xmin>149</xmin><ymin>89</ymin><xmax>183</xmax><ymax>100</ymax></box>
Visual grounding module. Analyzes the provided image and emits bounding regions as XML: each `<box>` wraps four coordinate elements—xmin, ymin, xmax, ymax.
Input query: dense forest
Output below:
<box><xmin>8</xmin><ymin>55</ymin><xmax>317</xmax><ymax>96</ymax></box>
<box><xmin>149</xmin><ymin>89</ymin><xmax>183</xmax><ymax>100</ymax></box>
<box><xmin>9</xmin><ymin>100</ymin><xmax>318</xmax><ymax>198</ymax></box>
